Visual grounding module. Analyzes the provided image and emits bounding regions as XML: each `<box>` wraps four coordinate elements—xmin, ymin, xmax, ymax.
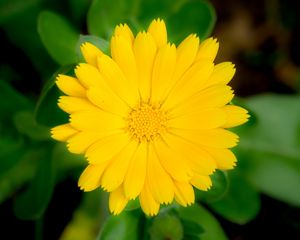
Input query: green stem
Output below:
<box><xmin>35</xmin><ymin>217</ymin><xmax>43</xmax><ymax>240</ymax></box>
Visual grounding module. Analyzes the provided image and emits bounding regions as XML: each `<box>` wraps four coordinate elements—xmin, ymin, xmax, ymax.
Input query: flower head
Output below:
<box><xmin>51</xmin><ymin>18</ymin><xmax>249</xmax><ymax>216</ymax></box>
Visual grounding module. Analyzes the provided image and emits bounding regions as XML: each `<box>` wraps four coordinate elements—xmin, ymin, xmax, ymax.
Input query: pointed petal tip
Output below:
<box><xmin>148</xmin><ymin>212</ymin><xmax>158</xmax><ymax>217</ymax></box>
<box><xmin>127</xmin><ymin>195</ymin><xmax>137</xmax><ymax>201</ymax></box>
<box><xmin>116</xmin><ymin>23</ymin><xmax>129</xmax><ymax>28</ymax></box>
<box><xmin>56</xmin><ymin>74</ymin><xmax>63</xmax><ymax>80</ymax></box>
<box><xmin>111</xmin><ymin>210</ymin><xmax>119</xmax><ymax>216</ymax></box>
<box><xmin>144</xmin><ymin>206</ymin><xmax>160</xmax><ymax>216</ymax></box>
<box><xmin>203</xmin><ymin>186</ymin><xmax>212</xmax><ymax>191</ymax></box>
<box><xmin>51</xmin><ymin>124</ymin><xmax>78</xmax><ymax>142</ymax></box>
<box><xmin>80</xmin><ymin>42</ymin><xmax>91</xmax><ymax>53</ymax></box>
<box><xmin>101</xmin><ymin>184</ymin><xmax>110</xmax><ymax>192</ymax></box>
<box><xmin>78</xmin><ymin>185</ymin><xmax>89</xmax><ymax>192</ymax></box>
<box><xmin>211</xmin><ymin>37</ymin><xmax>218</xmax><ymax>43</ymax></box>
<box><xmin>113</xmin><ymin>23</ymin><xmax>134</xmax><ymax>43</ymax></box>
<box><xmin>74</xmin><ymin>64</ymin><xmax>81</xmax><ymax>72</ymax></box>
<box><xmin>162</xmin><ymin>199</ymin><xmax>173</xmax><ymax>205</ymax></box>
<box><xmin>149</xmin><ymin>17</ymin><xmax>165</xmax><ymax>25</ymax></box>
<box><xmin>150</xmin><ymin>18</ymin><xmax>166</xmax><ymax>27</ymax></box>
<box><xmin>55</xmin><ymin>74</ymin><xmax>66</xmax><ymax>87</ymax></box>
<box><xmin>186</xmin><ymin>33</ymin><xmax>199</xmax><ymax>41</ymax></box>
<box><xmin>80</xmin><ymin>41</ymin><xmax>87</xmax><ymax>49</ymax></box>
<box><xmin>154</xmin><ymin>17</ymin><xmax>163</xmax><ymax>22</ymax></box>
<box><xmin>187</xmin><ymin>200</ymin><xmax>195</xmax><ymax>206</ymax></box>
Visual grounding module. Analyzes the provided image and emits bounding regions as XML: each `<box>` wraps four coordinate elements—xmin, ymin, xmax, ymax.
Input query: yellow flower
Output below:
<box><xmin>51</xmin><ymin>19</ymin><xmax>249</xmax><ymax>216</ymax></box>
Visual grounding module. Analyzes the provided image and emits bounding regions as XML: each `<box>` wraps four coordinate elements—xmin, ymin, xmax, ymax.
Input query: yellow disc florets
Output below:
<box><xmin>127</xmin><ymin>103</ymin><xmax>167</xmax><ymax>141</ymax></box>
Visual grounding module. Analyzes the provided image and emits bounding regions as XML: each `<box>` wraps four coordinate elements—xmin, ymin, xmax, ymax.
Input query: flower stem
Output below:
<box><xmin>35</xmin><ymin>217</ymin><xmax>43</xmax><ymax>240</ymax></box>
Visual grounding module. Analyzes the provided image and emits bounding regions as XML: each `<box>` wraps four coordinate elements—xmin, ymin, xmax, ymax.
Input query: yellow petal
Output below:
<box><xmin>190</xmin><ymin>174</ymin><xmax>212</xmax><ymax>191</ymax></box>
<box><xmin>133</xmin><ymin>32</ymin><xmax>157</xmax><ymax>101</ymax></box>
<box><xmin>67</xmin><ymin>130</ymin><xmax>122</xmax><ymax>154</ymax></box>
<box><xmin>58</xmin><ymin>96</ymin><xmax>98</xmax><ymax>114</ymax></box>
<box><xmin>147</xmin><ymin>144</ymin><xmax>174</xmax><ymax>204</ymax></box>
<box><xmin>171</xmin><ymin>128</ymin><xmax>239</xmax><ymax>148</ymax></box>
<box><xmin>168</xmin><ymin>108</ymin><xmax>226</xmax><ymax>130</ymax></box>
<box><xmin>147</xmin><ymin>18</ymin><xmax>167</xmax><ymax>48</ymax></box>
<box><xmin>75</xmin><ymin>63</ymin><xmax>128</xmax><ymax>105</ymax></box>
<box><xmin>51</xmin><ymin>124</ymin><xmax>78</xmax><ymax>141</ymax></box>
<box><xmin>80</xmin><ymin>42</ymin><xmax>103</xmax><ymax>67</ymax></box>
<box><xmin>171</xmin><ymin>34</ymin><xmax>199</xmax><ymax>86</ymax></box>
<box><xmin>70</xmin><ymin>110</ymin><xmax>125</xmax><ymax>131</ymax></box>
<box><xmin>196</xmin><ymin>38</ymin><xmax>219</xmax><ymax>62</ymax></box>
<box><xmin>163</xmin><ymin>133</ymin><xmax>216</xmax><ymax>175</ymax></box>
<box><xmin>124</xmin><ymin>142</ymin><xmax>147</xmax><ymax>199</ymax></box>
<box><xmin>154</xmin><ymin>139</ymin><xmax>191</xmax><ymax>182</ymax></box>
<box><xmin>174</xmin><ymin>181</ymin><xmax>195</xmax><ymax>207</ymax></box>
<box><xmin>86</xmin><ymin>87</ymin><xmax>129</xmax><ymax>116</ymax></box>
<box><xmin>139</xmin><ymin>180</ymin><xmax>160</xmax><ymax>216</ymax></box>
<box><xmin>101</xmin><ymin>140</ymin><xmax>138</xmax><ymax>192</ymax></box>
<box><xmin>111</xmin><ymin>35</ymin><xmax>139</xmax><ymax>92</ymax></box>
<box><xmin>222</xmin><ymin>105</ymin><xmax>249</xmax><ymax>128</ymax></box>
<box><xmin>206</xmin><ymin>62</ymin><xmax>235</xmax><ymax>86</ymax></box>
<box><xmin>78</xmin><ymin>164</ymin><xmax>106</xmax><ymax>191</ymax></box>
<box><xmin>56</xmin><ymin>74</ymin><xmax>85</xmax><ymax>97</ymax></box>
<box><xmin>109</xmin><ymin>186</ymin><xmax>128</xmax><ymax>215</ymax></box>
<box><xmin>202</xmin><ymin>146</ymin><xmax>237</xmax><ymax>170</ymax></box>
<box><xmin>151</xmin><ymin>43</ymin><xmax>176</xmax><ymax>103</ymax></box>
<box><xmin>168</xmin><ymin>85</ymin><xmax>234</xmax><ymax>117</ymax></box>
<box><xmin>97</xmin><ymin>54</ymin><xmax>138</xmax><ymax>107</ymax></box>
<box><xmin>85</xmin><ymin>133</ymin><xmax>129</xmax><ymax>164</ymax></box>
<box><xmin>75</xmin><ymin>63</ymin><xmax>105</xmax><ymax>89</ymax></box>
<box><xmin>114</xmin><ymin>23</ymin><xmax>134</xmax><ymax>44</ymax></box>
<box><xmin>163</xmin><ymin>61</ymin><xmax>214</xmax><ymax>109</ymax></box>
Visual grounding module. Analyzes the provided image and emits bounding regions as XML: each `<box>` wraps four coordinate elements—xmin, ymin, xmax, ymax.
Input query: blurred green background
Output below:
<box><xmin>0</xmin><ymin>0</ymin><xmax>300</xmax><ymax>239</ymax></box>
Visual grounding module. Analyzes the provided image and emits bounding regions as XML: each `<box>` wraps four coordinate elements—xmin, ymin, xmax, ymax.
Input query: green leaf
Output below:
<box><xmin>68</xmin><ymin>0</ymin><xmax>92</xmax><ymax>25</ymax></box>
<box><xmin>87</xmin><ymin>0</ymin><xmax>215</xmax><ymax>43</ymax></box>
<box><xmin>125</xmin><ymin>198</ymin><xmax>140</xmax><ymax>211</ymax></box>
<box><xmin>97</xmin><ymin>211</ymin><xmax>141</xmax><ymax>240</ymax></box>
<box><xmin>52</xmin><ymin>143</ymin><xmax>85</xmax><ymax>170</ymax></box>
<box><xmin>0</xmin><ymin>80</ymin><xmax>33</xmax><ymax>139</ymax></box>
<box><xmin>137</xmin><ymin>0</ymin><xmax>184</xmax><ymax>25</ymax></box>
<box><xmin>1</xmin><ymin>5</ymin><xmax>56</xmax><ymax>77</ymax></box>
<box><xmin>167</xmin><ymin>0</ymin><xmax>216</xmax><ymax>43</ymax></box>
<box><xmin>0</xmin><ymin>0</ymin><xmax>40</xmax><ymax>24</ymax></box>
<box><xmin>0</xmin><ymin>150</ymin><xmax>37</xmax><ymax>204</ymax></box>
<box><xmin>87</xmin><ymin>0</ymin><xmax>138</xmax><ymax>38</ymax></box>
<box><xmin>38</xmin><ymin>11</ymin><xmax>79</xmax><ymax>65</ymax></box>
<box><xmin>181</xmin><ymin>219</ymin><xmax>204</xmax><ymax>240</ymax></box>
<box><xmin>52</xmin><ymin>143</ymin><xmax>85</xmax><ymax>182</ymax></box>
<box><xmin>149</xmin><ymin>213</ymin><xmax>183</xmax><ymax>240</ymax></box>
<box><xmin>35</xmin><ymin>65</ymin><xmax>74</xmax><ymax>127</ymax></box>
<box><xmin>0</xmin><ymin>80</ymin><xmax>32</xmax><ymax>119</ymax></box>
<box><xmin>0</xmin><ymin>136</ymin><xmax>25</xmax><ymax>177</ymax></box>
<box><xmin>196</xmin><ymin>170</ymin><xmax>229</xmax><ymax>203</ymax></box>
<box><xmin>13</xmin><ymin>111</ymin><xmax>50</xmax><ymax>141</ymax></box>
<box><xmin>76</xmin><ymin>35</ymin><xmax>110</xmax><ymax>62</ymax></box>
<box><xmin>237</xmin><ymin>94</ymin><xmax>300</xmax><ymax>206</ymax></box>
<box><xmin>183</xmin><ymin>236</ymin><xmax>201</xmax><ymax>240</ymax></box>
<box><xmin>13</xmin><ymin>146</ymin><xmax>56</xmax><ymax>220</ymax></box>
<box><xmin>181</xmin><ymin>219</ymin><xmax>204</xmax><ymax>235</ymax></box>
<box><xmin>209</xmin><ymin>173</ymin><xmax>260</xmax><ymax>224</ymax></box>
<box><xmin>241</xmin><ymin>150</ymin><xmax>300</xmax><ymax>207</ymax></box>
<box><xmin>178</xmin><ymin>204</ymin><xmax>228</xmax><ymax>240</ymax></box>
<box><xmin>239</xmin><ymin>94</ymin><xmax>300</xmax><ymax>147</ymax></box>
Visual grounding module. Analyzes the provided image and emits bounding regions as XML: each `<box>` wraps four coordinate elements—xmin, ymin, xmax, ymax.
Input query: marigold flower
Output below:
<box><xmin>51</xmin><ymin>18</ymin><xmax>249</xmax><ymax>216</ymax></box>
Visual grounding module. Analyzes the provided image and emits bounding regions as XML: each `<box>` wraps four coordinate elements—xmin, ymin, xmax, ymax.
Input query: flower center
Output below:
<box><xmin>127</xmin><ymin>103</ymin><xmax>167</xmax><ymax>141</ymax></box>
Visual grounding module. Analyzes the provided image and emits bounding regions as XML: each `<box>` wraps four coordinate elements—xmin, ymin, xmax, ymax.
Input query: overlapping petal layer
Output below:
<box><xmin>51</xmin><ymin>18</ymin><xmax>249</xmax><ymax>216</ymax></box>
